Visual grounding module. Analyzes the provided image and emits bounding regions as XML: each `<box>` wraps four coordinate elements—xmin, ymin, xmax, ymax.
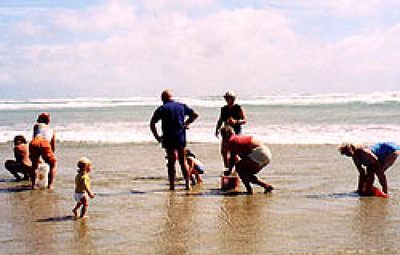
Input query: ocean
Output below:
<box><xmin>1</xmin><ymin>91</ymin><xmax>400</xmax><ymax>145</ymax></box>
<box><xmin>1</xmin><ymin>91</ymin><xmax>400</xmax><ymax>254</ymax></box>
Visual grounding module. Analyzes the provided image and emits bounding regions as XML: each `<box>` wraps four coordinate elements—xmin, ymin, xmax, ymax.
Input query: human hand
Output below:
<box><xmin>215</xmin><ymin>129</ymin><xmax>219</xmax><ymax>137</ymax></box>
<box><xmin>227</xmin><ymin>117</ymin><xmax>236</xmax><ymax>125</ymax></box>
<box><xmin>89</xmin><ymin>193</ymin><xmax>95</xmax><ymax>199</ymax></box>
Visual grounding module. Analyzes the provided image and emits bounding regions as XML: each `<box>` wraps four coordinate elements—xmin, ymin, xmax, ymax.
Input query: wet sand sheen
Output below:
<box><xmin>0</xmin><ymin>142</ymin><xmax>399</xmax><ymax>254</ymax></box>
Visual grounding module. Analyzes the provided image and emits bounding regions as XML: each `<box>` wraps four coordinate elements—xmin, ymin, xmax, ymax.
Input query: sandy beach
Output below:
<box><xmin>1</xmin><ymin>142</ymin><xmax>399</xmax><ymax>254</ymax></box>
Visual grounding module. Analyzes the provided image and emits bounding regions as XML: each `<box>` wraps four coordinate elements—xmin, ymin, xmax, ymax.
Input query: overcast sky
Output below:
<box><xmin>1</xmin><ymin>0</ymin><xmax>400</xmax><ymax>99</ymax></box>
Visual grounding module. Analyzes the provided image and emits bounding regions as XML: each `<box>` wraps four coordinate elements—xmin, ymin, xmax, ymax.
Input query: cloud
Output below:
<box><xmin>52</xmin><ymin>0</ymin><xmax>137</xmax><ymax>34</ymax></box>
<box><xmin>0</xmin><ymin>0</ymin><xmax>400</xmax><ymax>98</ymax></box>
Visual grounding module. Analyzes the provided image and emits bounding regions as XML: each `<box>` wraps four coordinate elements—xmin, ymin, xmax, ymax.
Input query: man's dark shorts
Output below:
<box><xmin>162</xmin><ymin>136</ymin><xmax>186</xmax><ymax>149</ymax></box>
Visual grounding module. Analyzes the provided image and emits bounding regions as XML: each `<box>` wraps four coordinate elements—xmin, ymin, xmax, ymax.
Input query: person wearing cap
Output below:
<box><xmin>220</xmin><ymin>125</ymin><xmax>273</xmax><ymax>194</ymax></box>
<box><xmin>150</xmin><ymin>90</ymin><xmax>199</xmax><ymax>190</ymax></box>
<box><xmin>215</xmin><ymin>91</ymin><xmax>247</xmax><ymax>168</ymax></box>
<box><xmin>29</xmin><ymin>112</ymin><xmax>57</xmax><ymax>189</ymax></box>
<box><xmin>72</xmin><ymin>157</ymin><xmax>95</xmax><ymax>218</ymax></box>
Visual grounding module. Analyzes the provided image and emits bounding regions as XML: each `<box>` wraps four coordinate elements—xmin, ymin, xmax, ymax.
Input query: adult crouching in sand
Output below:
<box><xmin>150</xmin><ymin>90</ymin><xmax>199</xmax><ymax>190</ymax></box>
<box><xmin>29</xmin><ymin>112</ymin><xmax>57</xmax><ymax>189</ymax></box>
<box><xmin>220</xmin><ymin>126</ymin><xmax>273</xmax><ymax>194</ymax></box>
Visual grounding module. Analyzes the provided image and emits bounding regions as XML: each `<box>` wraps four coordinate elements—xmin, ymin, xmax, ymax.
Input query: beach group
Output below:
<box><xmin>4</xmin><ymin>89</ymin><xmax>400</xmax><ymax>217</ymax></box>
<box><xmin>149</xmin><ymin>89</ymin><xmax>400</xmax><ymax>197</ymax></box>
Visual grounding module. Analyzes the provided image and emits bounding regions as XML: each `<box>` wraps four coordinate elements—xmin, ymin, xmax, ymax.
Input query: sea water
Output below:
<box><xmin>0</xmin><ymin>91</ymin><xmax>399</xmax><ymax>145</ymax></box>
<box><xmin>1</xmin><ymin>91</ymin><xmax>400</xmax><ymax>254</ymax></box>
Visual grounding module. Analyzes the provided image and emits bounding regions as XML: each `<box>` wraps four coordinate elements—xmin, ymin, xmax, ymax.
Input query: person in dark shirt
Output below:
<box><xmin>150</xmin><ymin>90</ymin><xmax>199</xmax><ymax>190</ymax></box>
<box><xmin>215</xmin><ymin>91</ymin><xmax>247</xmax><ymax>167</ymax></box>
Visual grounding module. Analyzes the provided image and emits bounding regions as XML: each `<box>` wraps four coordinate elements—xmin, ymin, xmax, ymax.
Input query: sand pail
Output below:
<box><xmin>37</xmin><ymin>163</ymin><xmax>49</xmax><ymax>189</ymax></box>
<box><xmin>221</xmin><ymin>175</ymin><xmax>239</xmax><ymax>191</ymax></box>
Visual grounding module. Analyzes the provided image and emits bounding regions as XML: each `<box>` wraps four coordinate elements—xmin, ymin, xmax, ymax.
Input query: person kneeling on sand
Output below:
<box><xmin>220</xmin><ymin>126</ymin><xmax>273</xmax><ymax>194</ymax></box>
<box><xmin>4</xmin><ymin>135</ymin><xmax>32</xmax><ymax>181</ymax></box>
<box><xmin>338</xmin><ymin>142</ymin><xmax>400</xmax><ymax>196</ymax></box>
<box><xmin>72</xmin><ymin>157</ymin><xmax>95</xmax><ymax>218</ymax></box>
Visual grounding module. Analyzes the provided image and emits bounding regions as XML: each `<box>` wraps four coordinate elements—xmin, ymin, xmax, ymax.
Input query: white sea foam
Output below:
<box><xmin>0</xmin><ymin>91</ymin><xmax>399</xmax><ymax>110</ymax></box>
<box><xmin>1</xmin><ymin>123</ymin><xmax>399</xmax><ymax>145</ymax></box>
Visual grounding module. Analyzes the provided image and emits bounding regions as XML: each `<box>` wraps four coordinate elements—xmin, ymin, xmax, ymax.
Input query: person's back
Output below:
<box><xmin>33</xmin><ymin>123</ymin><xmax>54</xmax><ymax>142</ymax></box>
<box><xmin>157</xmin><ymin>100</ymin><xmax>188</xmax><ymax>138</ymax></box>
<box><xmin>370</xmin><ymin>142</ymin><xmax>400</xmax><ymax>162</ymax></box>
<box><xmin>14</xmin><ymin>143</ymin><xmax>32</xmax><ymax>167</ymax></box>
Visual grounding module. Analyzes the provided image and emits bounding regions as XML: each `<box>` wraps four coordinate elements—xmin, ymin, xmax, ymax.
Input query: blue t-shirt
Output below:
<box><xmin>370</xmin><ymin>142</ymin><xmax>400</xmax><ymax>162</ymax></box>
<box><xmin>152</xmin><ymin>101</ymin><xmax>194</xmax><ymax>148</ymax></box>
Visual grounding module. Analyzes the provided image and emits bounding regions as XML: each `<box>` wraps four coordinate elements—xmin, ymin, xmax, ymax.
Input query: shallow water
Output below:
<box><xmin>1</xmin><ymin>143</ymin><xmax>400</xmax><ymax>254</ymax></box>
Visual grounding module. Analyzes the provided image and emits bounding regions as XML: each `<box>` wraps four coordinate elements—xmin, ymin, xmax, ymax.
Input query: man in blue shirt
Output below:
<box><xmin>150</xmin><ymin>90</ymin><xmax>199</xmax><ymax>190</ymax></box>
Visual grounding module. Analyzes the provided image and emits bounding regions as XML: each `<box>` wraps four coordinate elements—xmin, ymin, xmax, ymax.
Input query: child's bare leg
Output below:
<box><xmin>73</xmin><ymin>201</ymin><xmax>82</xmax><ymax>217</ymax></box>
<box><xmin>80</xmin><ymin>196</ymin><xmax>89</xmax><ymax>218</ymax></box>
<box><xmin>195</xmin><ymin>172</ymin><xmax>203</xmax><ymax>183</ymax></box>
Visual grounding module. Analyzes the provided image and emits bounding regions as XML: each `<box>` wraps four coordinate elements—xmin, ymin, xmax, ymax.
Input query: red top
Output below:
<box><xmin>228</xmin><ymin>135</ymin><xmax>254</xmax><ymax>156</ymax></box>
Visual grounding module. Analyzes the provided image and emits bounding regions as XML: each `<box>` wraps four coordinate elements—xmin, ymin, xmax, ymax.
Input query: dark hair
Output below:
<box><xmin>37</xmin><ymin>112</ymin><xmax>50</xmax><ymax>124</ymax></box>
<box><xmin>14</xmin><ymin>135</ymin><xmax>27</xmax><ymax>145</ymax></box>
<box><xmin>186</xmin><ymin>149</ymin><xmax>196</xmax><ymax>158</ymax></box>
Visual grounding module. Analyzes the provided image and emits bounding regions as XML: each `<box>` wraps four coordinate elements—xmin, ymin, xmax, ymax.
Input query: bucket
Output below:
<box><xmin>37</xmin><ymin>163</ymin><xmax>49</xmax><ymax>189</ymax></box>
<box><xmin>221</xmin><ymin>175</ymin><xmax>240</xmax><ymax>192</ymax></box>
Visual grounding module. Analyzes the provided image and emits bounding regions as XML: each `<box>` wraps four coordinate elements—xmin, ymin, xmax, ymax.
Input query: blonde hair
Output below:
<box><xmin>338</xmin><ymin>143</ymin><xmax>354</xmax><ymax>155</ymax></box>
<box><xmin>77</xmin><ymin>157</ymin><xmax>92</xmax><ymax>169</ymax></box>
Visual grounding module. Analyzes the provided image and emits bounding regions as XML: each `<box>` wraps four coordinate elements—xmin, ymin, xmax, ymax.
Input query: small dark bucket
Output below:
<box><xmin>221</xmin><ymin>176</ymin><xmax>239</xmax><ymax>192</ymax></box>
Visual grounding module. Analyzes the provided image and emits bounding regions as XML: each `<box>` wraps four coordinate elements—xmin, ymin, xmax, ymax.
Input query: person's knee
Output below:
<box><xmin>249</xmin><ymin>175</ymin><xmax>258</xmax><ymax>183</ymax></box>
<box><xmin>5</xmin><ymin>160</ymin><xmax>14</xmax><ymax>169</ymax></box>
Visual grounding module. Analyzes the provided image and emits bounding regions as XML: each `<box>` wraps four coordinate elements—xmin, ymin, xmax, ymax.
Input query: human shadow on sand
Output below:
<box><xmin>37</xmin><ymin>216</ymin><xmax>76</xmax><ymax>222</ymax></box>
<box><xmin>0</xmin><ymin>185</ymin><xmax>31</xmax><ymax>193</ymax></box>
<box><xmin>0</xmin><ymin>178</ymin><xmax>24</xmax><ymax>183</ymax></box>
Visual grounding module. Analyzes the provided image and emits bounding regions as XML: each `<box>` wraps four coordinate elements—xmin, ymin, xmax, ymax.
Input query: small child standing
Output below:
<box><xmin>72</xmin><ymin>157</ymin><xmax>95</xmax><ymax>218</ymax></box>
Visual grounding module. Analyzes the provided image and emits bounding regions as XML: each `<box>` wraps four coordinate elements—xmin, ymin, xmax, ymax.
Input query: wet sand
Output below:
<box><xmin>0</xmin><ymin>142</ymin><xmax>399</xmax><ymax>254</ymax></box>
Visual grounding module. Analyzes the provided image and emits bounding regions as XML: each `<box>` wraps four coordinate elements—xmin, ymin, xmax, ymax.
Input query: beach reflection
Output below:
<box><xmin>158</xmin><ymin>192</ymin><xmax>199</xmax><ymax>255</ymax></box>
<box><xmin>216</xmin><ymin>195</ymin><xmax>273</xmax><ymax>254</ymax></box>
<box><xmin>352</xmin><ymin>198</ymin><xmax>395</xmax><ymax>253</ymax></box>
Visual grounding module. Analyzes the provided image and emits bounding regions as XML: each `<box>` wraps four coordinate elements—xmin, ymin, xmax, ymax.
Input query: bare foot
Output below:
<box><xmin>264</xmin><ymin>185</ymin><xmax>274</xmax><ymax>193</ymax></box>
<box><xmin>48</xmin><ymin>184</ymin><xmax>54</xmax><ymax>190</ymax></box>
<box><xmin>72</xmin><ymin>208</ymin><xmax>78</xmax><ymax>218</ymax></box>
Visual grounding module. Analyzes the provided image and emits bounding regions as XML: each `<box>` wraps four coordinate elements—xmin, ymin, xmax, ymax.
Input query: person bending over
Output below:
<box><xmin>339</xmin><ymin>142</ymin><xmax>400</xmax><ymax>195</ymax></box>
<box><xmin>220</xmin><ymin>126</ymin><xmax>273</xmax><ymax>194</ymax></box>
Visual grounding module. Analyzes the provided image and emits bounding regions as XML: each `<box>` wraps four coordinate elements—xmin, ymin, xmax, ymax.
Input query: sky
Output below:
<box><xmin>0</xmin><ymin>0</ymin><xmax>400</xmax><ymax>99</ymax></box>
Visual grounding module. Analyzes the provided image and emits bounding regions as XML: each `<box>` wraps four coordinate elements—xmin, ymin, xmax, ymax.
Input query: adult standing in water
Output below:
<box><xmin>150</xmin><ymin>90</ymin><xmax>199</xmax><ymax>190</ymax></box>
<box><xmin>338</xmin><ymin>142</ymin><xmax>400</xmax><ymax>196</ymax></box>
<box><xmin>29</xmin><ymin>112</ymin><xmax>57</xmax><ymax>189</ymax></box>
<box><xmin>220</xmin><ymin>125</ymin><xmax>273</xmax><ymax>194</ymax></box>
<box><xmin>215</xmin><ymin>91</ymin><xmax>247</xmax><ymax>168</ymax></box>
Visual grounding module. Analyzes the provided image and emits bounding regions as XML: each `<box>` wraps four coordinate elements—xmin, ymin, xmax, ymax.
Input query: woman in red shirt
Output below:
<box><xmin>220</xmin><ymin>126</ymin><xmax>273</xmax><ymax>194</ymax></box>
